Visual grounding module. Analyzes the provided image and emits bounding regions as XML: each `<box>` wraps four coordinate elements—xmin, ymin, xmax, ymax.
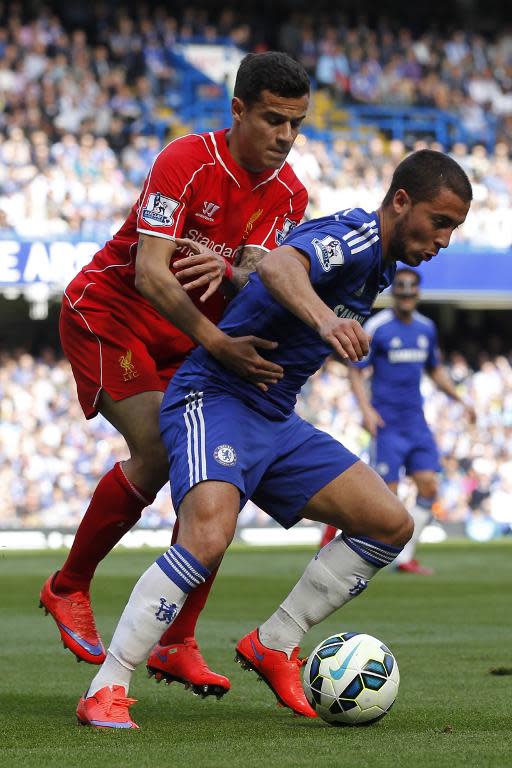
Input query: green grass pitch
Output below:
<box><xmin>1</xmin><ymin>541</ymin><xmax>511</xmax><ymax>768</ymax></box>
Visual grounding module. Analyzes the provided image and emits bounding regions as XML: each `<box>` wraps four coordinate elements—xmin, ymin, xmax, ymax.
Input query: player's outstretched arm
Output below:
<box><xmin>347</xmin><ymin>366</ymin><xmax>385</xmax><ymax>435</ymax></box>
<box><xmin>135</xmin><ymin>234</ymin><xmax>283</xmax><ymax>388</ymax></box>
<box><xmin>257</xmin><ymin>246</ymin><xmax>370</xmax><ymax>362</ymax></box>
<box><xmin>429</xmin><ymin>365</ymin><xmax>476</xmax><ymax>423</ymax></box>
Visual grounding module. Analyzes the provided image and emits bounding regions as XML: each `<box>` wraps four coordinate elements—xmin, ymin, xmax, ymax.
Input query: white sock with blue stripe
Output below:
<box><xmin>259</xmin><ymin>533</ymin><xmax>402</xmax><ymax>657</ymax></box>
<box><xmin>88</xmin><ymin>545</ymin><xmax>210</xmax><ymax>697</ymax></box>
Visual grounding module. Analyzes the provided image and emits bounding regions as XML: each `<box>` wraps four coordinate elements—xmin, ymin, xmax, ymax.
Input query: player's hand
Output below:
<box><xmin>173</xmin><ymin>238</ymin><xmax>228</xmax><ymax>303</ymax></box>
<box><xmin>362</xmin><ymin>406</ymin><xmax>385</xmax><ymax>437</ymax></box>
<box><xmin>212</xmin><ymin>336</ymin><xmax>283</xmax><ymax>392</ymax></box>
<box><xmin>463</xmin><ymin>401</ymin><xmax>477</xmax><ymax>424</ymax></box>
<box><xmin>318</xmin><ymin>317</ymin><xmax>370</xmax><ymax>362</ymax></box>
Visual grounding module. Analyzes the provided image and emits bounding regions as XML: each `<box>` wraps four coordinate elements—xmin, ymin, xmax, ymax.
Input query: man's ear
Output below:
<box><xmin>231</xmin><ymin>96</ymin><xmax>245</xmax><ymax>124</ymax></box>
<box><xmin>393</xmin><ymin>188</ymin><xmax>411</xmax><ymax>215</ymax></box>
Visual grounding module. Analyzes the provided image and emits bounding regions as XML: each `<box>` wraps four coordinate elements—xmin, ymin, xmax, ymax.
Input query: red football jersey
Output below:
<box><xmin>78</xmin><ymin>129</ymin><xmax>307</xmax><ymax>326</ymax></box>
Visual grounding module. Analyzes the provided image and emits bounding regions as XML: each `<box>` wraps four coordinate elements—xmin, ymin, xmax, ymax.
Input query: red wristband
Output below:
<box><xmin>223</xmin><ymin>258</ymin><xmax>233</xmax><ymax>281</ymax></box>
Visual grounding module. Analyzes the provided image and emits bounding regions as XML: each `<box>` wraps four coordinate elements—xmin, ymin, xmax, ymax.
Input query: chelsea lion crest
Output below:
<box><xmin>214</xmin><ymin>444</ymin><xmax>237</xmax><ymax>466</ymax></box>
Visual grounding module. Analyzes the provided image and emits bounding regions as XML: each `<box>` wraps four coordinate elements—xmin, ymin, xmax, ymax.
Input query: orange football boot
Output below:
<box><xmin>76</xmin><ymin>685</ymin><xmax>138</xmax><ymax>730</ymax></box>
<box><xmin>147</xmin><ymin>638</ymin><xmax>231</xmax><ymax>698</ymax></box>
<box><xmin>40</xmin><ymin>572</ymin><xmax>105</xmax><ymax>664</ymax></box>
<box><xmin>235</xmin><ymin>628</ymin><xmax>316</xmax><ymax>718</ymax></box>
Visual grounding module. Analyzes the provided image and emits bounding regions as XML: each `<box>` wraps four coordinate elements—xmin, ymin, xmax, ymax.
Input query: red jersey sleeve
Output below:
<box><xmin>244</xmin><ymin>171</ymin><xmax>308</xmax><ymax>251</ymax></box>
<box><xmin>136</xmin><ymin>134</ymin><xmax>215</xmax><ymax>240</ymax></box>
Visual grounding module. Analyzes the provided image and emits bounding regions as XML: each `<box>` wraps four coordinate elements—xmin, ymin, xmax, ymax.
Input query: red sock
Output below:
<box><xmin>54</xmin><ymin>462</ymin><xmax>154</xmax><ymax>594</ymax></box>
<box><xmin>320</xmin><ymin>524</ymin><xmax>338</xmax><ymax>548</ymax></box>
<box><xmin>158</xmin><ymin>518</ymin><xmax>220</xmax><ymax>645</ymax></box>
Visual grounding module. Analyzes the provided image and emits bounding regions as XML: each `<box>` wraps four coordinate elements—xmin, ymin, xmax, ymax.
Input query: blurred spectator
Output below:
<box><xmin>315</xmin><ymin>44</ymin><xmax>350</xmax><ymax>100</ymax></box>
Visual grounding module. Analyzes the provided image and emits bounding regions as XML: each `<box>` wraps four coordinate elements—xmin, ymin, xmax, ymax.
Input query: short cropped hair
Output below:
<box><xmin>382</xmin><ymin>150</ymin><xmax>473</xmax><ymax>206</ymax></box>
<box><xmin>234</xmin><ymin>52</ymin><xmax>310</xmax><ymax>106</ymax></box>
<box><xmin>394</xmin><ymin>267</ymin><xmax>421</xmax><ymax>285</ymax></box>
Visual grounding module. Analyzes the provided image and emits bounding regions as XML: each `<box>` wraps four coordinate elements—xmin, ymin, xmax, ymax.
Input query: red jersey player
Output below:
<box><xmin>40</xmin><ymin>52</ymin><xmax>310</xmax><ymax>698</ymax></box>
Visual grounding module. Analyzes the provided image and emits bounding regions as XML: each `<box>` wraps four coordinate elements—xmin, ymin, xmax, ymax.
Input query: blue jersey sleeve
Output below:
<box><xmin>427</xmin><ymin>323</ymin><xmax>441</xmax><ymax>369</ymax></box>
<box><xmin>284</xmin><ymin>218</ymin><xmax>364</xmax><ymax>286</ymax></box>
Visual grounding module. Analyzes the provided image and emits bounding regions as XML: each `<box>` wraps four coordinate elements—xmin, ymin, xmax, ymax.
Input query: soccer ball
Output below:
<box><xmin>303</xmin><ymin>632</ymin><xmax>399</xmax><ymax>726</ymax></box>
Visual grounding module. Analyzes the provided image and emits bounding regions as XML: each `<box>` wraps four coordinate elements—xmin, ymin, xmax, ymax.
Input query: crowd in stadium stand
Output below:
<box><xmin>1</xmin><ymin>349</ymin><xmax>512</xmax><ymax>539</ymax></box>
<box><xmin>0</xmin><ymin>6</ymin><xmax>511</xmax><ymax>246</ymax></box>
<box><xmin>1</xmin><ymin>7</ymin><xmax>511</xmax><ymax>539</ymax></box>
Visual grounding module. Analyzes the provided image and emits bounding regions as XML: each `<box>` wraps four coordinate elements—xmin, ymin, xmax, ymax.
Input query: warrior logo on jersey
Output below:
<box><xmin>142</xmin><ymin>192</ymin><xmax>179</xmax><ymax>227</ymax></box>
<box><xmin>312</xmin><ymin>235</ymin><xmax>344</xmax><ymax>271</ymax></box>
<box><xmin>276</xmin><ymin>217</ymin><xmax>297</xmax><ymax>245</ymax></box>
<box><xmin>203</xmin><ymin>201</ymin><xmax>220</xmax><ymax>218</ymax></box>
<box><xmin>196</xmin><ymin>201</ymin><xmax>221</xmax><ymax>222</ymax></box>
<box><xmin>213</xmin><ymin>444</ymin><xmax>237</xmax><ymax>466</ymax></box>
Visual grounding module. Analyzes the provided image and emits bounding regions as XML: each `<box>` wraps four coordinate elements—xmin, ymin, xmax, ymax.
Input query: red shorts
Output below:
<box><xmin>60</xmin><ymin>272</ymin><xmax>195</xmax><ymax>418</ymax></box>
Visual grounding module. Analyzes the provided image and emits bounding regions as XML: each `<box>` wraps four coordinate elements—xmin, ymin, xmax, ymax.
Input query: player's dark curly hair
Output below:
<box><xmin>234</xmin><ymin>52</ymin><xmax>310</xmax><ymax>106</ymax></box>
<box><xmin>382</xmin><ymin>150</ymin><xmax>473</xmax><ymax>206</ymax></box>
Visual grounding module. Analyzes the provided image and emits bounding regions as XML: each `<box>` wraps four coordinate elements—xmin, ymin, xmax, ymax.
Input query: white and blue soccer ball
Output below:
<box><xmin>303</xmin><ymin>632</ymin><xmax>399</xmax><ymax>725</ymax></box>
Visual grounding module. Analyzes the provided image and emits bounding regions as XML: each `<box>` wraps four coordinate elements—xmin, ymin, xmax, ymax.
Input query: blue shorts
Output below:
<box><xmin>370</xmin><ymin>412</ymin><xmax>440</xmax><ymax>484</ymax></box>
<box><xmin>160</xmin><ymin>386</ymin><xmax>359</xmax><ymax>529</ymax></box>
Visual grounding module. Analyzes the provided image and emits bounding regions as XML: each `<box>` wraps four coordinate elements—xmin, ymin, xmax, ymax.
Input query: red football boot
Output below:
<box><xmin>39</xmin><ymin>572</ymin><xmax>106</xmax><ymax>664</ymax></box>
<box><xmin>235</xmin><ymin>629</ymin><xmax>317</xmax><ymax>718</ymax></box>
<box><xmin>146</xmin><ymin>638</ymin><xmax>231</xmax><ymax>698</ymax></box>
<box><xmin>76</xmin><ymin>685</ymin><xmax>138</xmax><ymax>730</ymax></box>
<box><xmin>397</xmin><ymin>559</ymin><xmax>434</xmax><ymax>576</ymax></box>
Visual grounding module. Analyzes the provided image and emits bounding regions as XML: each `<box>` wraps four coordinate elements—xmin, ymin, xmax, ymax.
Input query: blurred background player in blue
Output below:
<box><xmin>322</xmin><ymin>269</ymin><xmax>476</xmax><ymax>572</ymax></box>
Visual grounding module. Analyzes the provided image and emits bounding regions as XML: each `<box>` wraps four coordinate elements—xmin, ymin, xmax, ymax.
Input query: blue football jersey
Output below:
<box><xmin>355</xmin><ymin>308</ymin><xmax>440</xmax><ymax>416</ymax></box>
<box><xmin>171</xmin><ymin>208</ymin><xmax>396</xmax><ymax>418</ymax></box>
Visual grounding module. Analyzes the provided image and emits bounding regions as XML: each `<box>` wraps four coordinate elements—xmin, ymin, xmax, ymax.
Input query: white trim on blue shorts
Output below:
<box><xmin>184</xmin><ymin>391</ymin><xmax>207</xmax><ymax>487</ymax></box>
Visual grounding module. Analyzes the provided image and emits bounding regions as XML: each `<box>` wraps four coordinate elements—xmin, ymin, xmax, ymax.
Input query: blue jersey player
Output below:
<box><xmin>76</xmin><ymin>150</ymin><xmax>472</xmax><ymax>729</ymax></box>
<box><xmin>345</xmin><ymin>269</ymin><xmax>476</xmax><ymax>574</ymax></box>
